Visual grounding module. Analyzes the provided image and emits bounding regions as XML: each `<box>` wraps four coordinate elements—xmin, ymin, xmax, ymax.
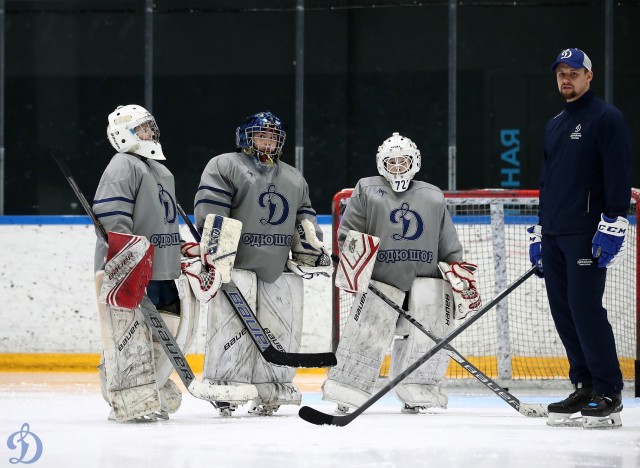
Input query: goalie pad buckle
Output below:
<box><xmin>335</xmin><ymin>230</ymin><xmax>380</xmax><ymax>293</ymax></box>
<box><xmin>98</xmin><ymin>232</ymin><xmax>154</xmax><ymax>309</ymax></box>
<box><xmin>286</xmin><ymin>219</ymin><xmax>332</xmax><ymax>279</ymax></box>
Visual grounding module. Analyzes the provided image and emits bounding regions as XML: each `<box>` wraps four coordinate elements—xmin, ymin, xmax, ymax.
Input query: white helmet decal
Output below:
<box><xmin>376</xmin><ymin>132</ymin><xmax>421</xmax><ymax>192</ymax></box>
<box><xmin>106</xmin><ymin>104</ymin><xmax>165</xmax><ymax>160</ymax></box>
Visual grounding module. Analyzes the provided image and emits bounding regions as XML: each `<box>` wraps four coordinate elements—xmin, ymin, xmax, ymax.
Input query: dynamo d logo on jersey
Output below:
<box><xmin>258</xmin><ymin>184</ymin><xmax>289</xmax><ymax>225</ymax></box>
<box><xmin>157</xmin><ymin>183</ymin><xmax>177</xmax><ymax>224</ymax></box>
<box><xmin>6</xmin><ymin>423</ymin><xmax>43</xmax><ymax>464</ymax></box>
<box><xmin>390</xmin><ymin>202</ymin><xmax>424</xmax><ymax>240</ymax></box>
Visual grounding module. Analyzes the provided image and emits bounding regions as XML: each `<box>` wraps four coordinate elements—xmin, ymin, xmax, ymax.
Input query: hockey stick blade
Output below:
<box><xmin>52</xmin><ymin>151</ymin><xmax>257</xmax><ymax>403</ymax></box>
<box><xmin>368</xmin><ymin>283</ymin><xmax>548</xmax><ymax>418</ymax></box>
<box><xmin>298</xmin><ymin>267</ymin><xmax>537</xmax><ymax>426</ymax></box>
<box><xmin>221</xmin><ymin>284</ymin><xmax>337</xmax><ymax>368</ymax></box>
<box><xmin>176</xmin><ymin>203</ymin><xmax>337</xmax><ymax>368</ymax></box>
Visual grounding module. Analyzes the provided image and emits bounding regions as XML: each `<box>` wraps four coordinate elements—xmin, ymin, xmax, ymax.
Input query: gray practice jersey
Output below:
<box><xmin>338</xmin><ymin>176</ymin><xmax>462</xmax><ymax>291</ymax></box>
<box><xmin>93</xmin><ymin>153</ymin><xmax>181</xmax><ymax>280</ymax></box>
<box><xmin>194</xmin><ymin>152</ymin><xmax>323</xmax><ymax>283</ymax></box>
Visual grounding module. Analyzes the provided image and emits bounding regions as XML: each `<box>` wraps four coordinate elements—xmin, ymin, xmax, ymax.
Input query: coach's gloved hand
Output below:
<box><xmin>527</xmin><ymin>225</ymin><xmax>543</xmax><ymax>278</ymax></box>
<box><xmin>592</xmin><ymin>214</ymin><xmax>629</xmax><ymax>268</ymax></box>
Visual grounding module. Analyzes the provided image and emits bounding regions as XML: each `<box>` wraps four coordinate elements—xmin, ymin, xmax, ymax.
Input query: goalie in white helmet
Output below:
<box><xmin>94</xmin><ymin>104</ymin><xmax>222</xmax><ymax>422</ymax></box>
<box><xmin>323</xmin><ymin>132</ymin><xmax>482</xmax><ymax>414</ymax></box>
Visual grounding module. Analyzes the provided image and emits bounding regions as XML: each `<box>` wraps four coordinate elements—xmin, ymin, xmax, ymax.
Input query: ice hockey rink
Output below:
<box><xmin>1</xmin><ymin>372</ymin><xmax>638</xmax><ymax>468</ymax></box>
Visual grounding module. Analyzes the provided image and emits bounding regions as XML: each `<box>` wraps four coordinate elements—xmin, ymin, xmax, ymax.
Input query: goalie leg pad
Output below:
<box><xmin>251</xmin><ymin>273</ymin><xmax>304</xmax><ymax>406</ymax></box>
<box><xmin>153</xmin><ymin>273</ymin><xmax>200</xmax><ymax>393</ymax></box>
<box><xmin>202</xmin><ymin>269</ymin><xmax>258</xmax><ymax>402</ymax></box>
<box><xmin>101</xmin><ymin>304</ymin><xmax>160</xmax><ymax>421</ymax></box>
<box><xmin>391</xmin><ymin>277</ymin><xmax>454</xmax><ymax>409</ymax></box>
<box><xmin>159</xmin><ymin>378</ymin><xmax>182</xmax><ymax>414</ymax></box>
<box><xmin>95</xmin><ymin>271</ymin><xmax>160</xmax><ymax>421</ymax></box>
<box><xmin>322</xmin><ymin>280</ymin><xmax>404</xmax><ymax>408</ymax></box>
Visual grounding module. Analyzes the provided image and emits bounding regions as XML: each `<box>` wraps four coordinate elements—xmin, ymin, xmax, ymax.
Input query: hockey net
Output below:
<box><xmin>331</xmin><ymin>188</ymin><xmax>639</xmax><ymax>385</ymax></box>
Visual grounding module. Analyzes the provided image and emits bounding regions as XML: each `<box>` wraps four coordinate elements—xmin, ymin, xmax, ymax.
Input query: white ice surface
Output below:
<box><xmin>0</xmin><ymin>373</ymin><xmax>639</xmax><ymax>468</ymax></box>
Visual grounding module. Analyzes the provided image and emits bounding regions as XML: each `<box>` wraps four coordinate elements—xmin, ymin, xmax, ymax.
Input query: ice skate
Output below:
<box><xmin>212</xmin><ymin>401</ymin><xmax>237</xmax><ymax>418</ymax></box>
<box><xmin>108</xmin><ymin>409</ymin><xmax>158</xmax><ymax>423</ymax></box>
<box><xmin>546</xmin><ymin>384</ymin><xmax>593</xmax><ymax>427</ymax></box>
<box><xmin>248</xmin><ymin>401</ymin><xmax>280</xmax><ymax>416</ymax></box>
<box><xmin>581</xmin><ymin>394</ymin><xmax>623</xmax><ymax>429</ymax></box>
<box><xmin>335</xmin><ymin>404</ymin><xmax>350</xmax><ymax>415</ymax></box>
<box><xmin>401</xmin><ymin>403</ymin><xmax>425</xmax><ymax>414</ymax></box>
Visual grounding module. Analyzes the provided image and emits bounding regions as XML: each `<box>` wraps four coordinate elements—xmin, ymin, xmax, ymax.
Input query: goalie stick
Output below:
<box><xmin>175</xmin><ymin>203</ymin><xmax>337</xmax><ymax>368</ymax></box>
<box><xmin>367</xmin><ymin>283</ymin><xmax>547</xmax><ymax>418</ymax></box>
<box><xmin>298</xmin><ymin>266</ymin><xmax>538</xmax><ymax>426</ymax></box>
<box><xmin>52</xmin><ymin>151</ymin><xmax>257</xmax><ymax>403</ymax></box>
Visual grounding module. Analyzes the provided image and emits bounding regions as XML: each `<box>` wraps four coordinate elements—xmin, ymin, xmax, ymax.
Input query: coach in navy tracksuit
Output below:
<box><xmin>528</xmin><ymin>48</ymin><xmax>630</xmax><ymax>428</ymax></box>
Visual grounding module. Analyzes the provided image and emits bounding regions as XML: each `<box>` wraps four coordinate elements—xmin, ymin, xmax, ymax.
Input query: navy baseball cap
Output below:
<box><xmin>551</xmin><ymin>48</ymin><xmax>592</xmax><ymax>71</ymax></box>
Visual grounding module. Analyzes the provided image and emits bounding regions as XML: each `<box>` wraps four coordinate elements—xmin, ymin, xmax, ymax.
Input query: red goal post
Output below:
<box><xmin>331</xmin><ymin>188</ymin><xmax>639</xmax><ymax>392</ymax></box>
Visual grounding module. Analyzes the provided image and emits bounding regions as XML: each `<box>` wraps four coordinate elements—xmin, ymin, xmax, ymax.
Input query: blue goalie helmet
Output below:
<box><xmin>235</xmin><ymin>111</ymin><xmax>287</xmax><ymax>167</ymax></box>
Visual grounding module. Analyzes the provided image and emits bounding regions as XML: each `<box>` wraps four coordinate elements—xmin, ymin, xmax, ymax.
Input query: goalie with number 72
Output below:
<box><xmin>324</xmin><ymin>132</ymin><xmax>481</xmax><ymax>415</ymax></box>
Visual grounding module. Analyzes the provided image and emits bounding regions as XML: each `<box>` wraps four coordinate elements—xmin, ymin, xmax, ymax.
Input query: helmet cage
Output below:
<box><xmin>236</xmin><ymin>112</ymin><xmax>286</xmax><ymax>167</ymax></box>
<box><xmin>376</xmin><ymin>132</ymin><xmax>421</xmax><ymax>192</ymax></box>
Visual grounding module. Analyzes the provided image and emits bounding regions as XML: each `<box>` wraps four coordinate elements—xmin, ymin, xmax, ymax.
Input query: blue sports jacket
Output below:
<box><xmin>539</xmin><ymin>91</ymin><xmax>631</xmax><ymax>235</ymax></box>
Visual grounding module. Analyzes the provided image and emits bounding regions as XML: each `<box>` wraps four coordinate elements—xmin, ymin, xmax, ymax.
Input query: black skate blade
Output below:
<box><xmin>298</xmin><ymin>406</ymin><xmax>354</xmax><ymax>426</ymax></box>
<box><xmin>262</xmin><ymin>347</ymin><xmax>337</xmax><ymax>368</ymax></box>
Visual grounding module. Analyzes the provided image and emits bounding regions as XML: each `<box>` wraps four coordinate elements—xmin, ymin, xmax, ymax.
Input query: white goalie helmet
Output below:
<box><xmin>106</xmin><ymin>104</ymin><xmax>165</xmax><ymax>160</ymax></box>
<box><xmin>376</xmin><ymin>132</ymin><xmax>421</xmax><ymax>192</ymax></box>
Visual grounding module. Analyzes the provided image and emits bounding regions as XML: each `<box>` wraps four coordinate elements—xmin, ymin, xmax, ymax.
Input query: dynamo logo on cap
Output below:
<box><xmin>551</xmin><ymin>48</ymin><xmax>592</xmax><ymax>71</ymax></box>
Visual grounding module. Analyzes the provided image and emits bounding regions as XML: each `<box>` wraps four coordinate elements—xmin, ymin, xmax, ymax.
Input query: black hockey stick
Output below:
<box><xmin>367</xmin><ymin>283</ymin><xmax>547</xmax><ymax>418</ymax></box>
<box><xmin>176</xmin><ymin>203</ymin><xmax>337</xmax><ymax>368</ymax></box>
<box><xmin>298</xmin><ymin>266</ymin><xmax>537</xmax><ymax>426</ymax></box>
<box><xmin>52</xmin><ymin>151</ymin><xmax>258</xmax><ymax>403</ymax></box>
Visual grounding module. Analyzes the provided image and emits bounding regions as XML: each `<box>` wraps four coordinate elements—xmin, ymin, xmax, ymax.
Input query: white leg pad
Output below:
<box><xmin>251</xmin><ymin>273</ymin><xmax>304</xmax><ymax>406</ymax></box>
<box><xmin>202</xmin><ymin>269</ymin><xmax>258</xmax><ymax>401</ymax></box>
<box><xmin>322</xmin><ymin>280</ymin><xmax>404</xmax><ymax>408</ymax></box>
<box><xmin>95</xmin><ymin>271</ymin><xmax>160</xmax><ymax>421</ymax></box>
<box><xmin>159</xmin><ymin>378</ymin><xmax>182</xmax><ymax>414</ymax></box>
<box><xmin>151</xmin><ymin>273</ymin><xmax>201</xmax><ymax>413</ymax></box>
<box><xmin>391</xmin><ymin>277</ymin><xmax>454</xmax><ymax>409</ymax></box>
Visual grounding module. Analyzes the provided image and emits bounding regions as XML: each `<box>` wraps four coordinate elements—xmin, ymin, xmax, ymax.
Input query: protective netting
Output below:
<box><xmin>332</xmin><ymin>189</ymin><xmax>638</xmax><ymax>381</ymax></box>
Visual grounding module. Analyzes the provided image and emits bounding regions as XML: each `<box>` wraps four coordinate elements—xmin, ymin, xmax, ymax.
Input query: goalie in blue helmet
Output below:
<box><xmin>235</xmin><ymin>111</ymin><xmax>286</xmax><ymax>167</ymax></box>
<box><xmin>194</xmin><ymin>110</ymin><xmax>331</xmax><ymax>418</ymax></box>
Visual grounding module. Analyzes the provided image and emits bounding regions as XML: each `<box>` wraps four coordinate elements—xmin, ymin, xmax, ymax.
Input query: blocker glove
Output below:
<box><xmin>592</xmin><ymin>214</ymin><xmax>629</xmax><ymax>268</ymax></box>
<box><xmin>527</xmin><ymin>225</ymin><xmax>543</xmax><ymax>277</ymax></box>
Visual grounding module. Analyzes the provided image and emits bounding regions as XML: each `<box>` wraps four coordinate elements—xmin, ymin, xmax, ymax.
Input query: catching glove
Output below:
<box><xmin>592</xmin><ymin>214</ymin><xmax>629</xmax><ymax>268</ymax></box>
<box><xmin>286</xmin><ymin>219</ymin><xmax>332</xmax><ymax>279</ymax></box>
<box><xmin>438</xmin><ymin>261</ymin><xmax>481</xmax><ymax>320</ymax></box>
